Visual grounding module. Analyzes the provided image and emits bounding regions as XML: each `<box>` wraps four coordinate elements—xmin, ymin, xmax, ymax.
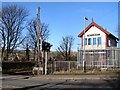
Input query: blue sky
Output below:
<box><xmin>2</xmin><ymin>2</ymin><xmax>118</xmax><ymax>51</ymax></box>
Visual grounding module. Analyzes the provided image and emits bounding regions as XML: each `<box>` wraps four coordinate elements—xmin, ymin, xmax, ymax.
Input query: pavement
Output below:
<box><xmin>1</xmin><ymin>74</ymin><xmax>120</xmax><ymax>80</ymax></box>
<box><xmin>1</xmin><ymin>74</ymin><xmax>120</xmax><ymax>89</ymax></box>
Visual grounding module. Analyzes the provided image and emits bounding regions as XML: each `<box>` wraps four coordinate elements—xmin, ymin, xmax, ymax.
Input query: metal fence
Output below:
<box><xmin>77</xmin><ymin>47</ymin><xmax>120</xmax><ymax>68</ymax></box>
<box><xmin>55</xmin><ymin>61</ymin><xmax>77</xmax><ymax>72</ymax></box>
<box><xmin>43</xmin><ymin>47</ymin><xmax>120</xmax><ymax>74</ymax></box>
<box><xmin>47</xmin><ymin>61</ymin><xmax>77</xmax><ymax>73</ymax></box>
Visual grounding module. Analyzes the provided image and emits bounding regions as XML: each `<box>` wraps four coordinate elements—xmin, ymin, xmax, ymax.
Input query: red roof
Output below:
<box><xmin>78</xmin><ymin>20</ymin><xmax>119</xmax><ymax>40</ymax></box>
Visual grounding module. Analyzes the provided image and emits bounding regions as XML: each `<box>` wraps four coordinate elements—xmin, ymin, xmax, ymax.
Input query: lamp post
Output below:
<box><xmin>83</xmin><ymin>16</ymin><xmax>88</xmax><ymax>73</ymax></box>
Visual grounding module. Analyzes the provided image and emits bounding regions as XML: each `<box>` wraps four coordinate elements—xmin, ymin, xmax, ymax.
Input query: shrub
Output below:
<box><xmin>2</xmin><ymin>62</ymin><xmax>35</xmax><ymax>74</ymax></box>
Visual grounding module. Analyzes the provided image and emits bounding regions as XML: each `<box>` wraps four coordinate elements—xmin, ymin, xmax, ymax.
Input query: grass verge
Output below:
<box><xmin>50</xmin><ymin>70</ymin><xmax>120</xmax><ymax>75</ymax></box>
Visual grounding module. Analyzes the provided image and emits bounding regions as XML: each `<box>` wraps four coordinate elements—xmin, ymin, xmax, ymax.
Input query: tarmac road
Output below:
<box><xmin>1</xmin><ymin>74</ymin><xmax>120</xmax><ymax>90</ymax></box>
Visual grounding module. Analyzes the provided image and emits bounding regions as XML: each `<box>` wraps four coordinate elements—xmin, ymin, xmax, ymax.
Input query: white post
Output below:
<box><xmin>45</xmin><ymin>39</ymin><xmax>47</xmax><ymax>75</ymax></box>
<box><xmin>45</xmin><ymin>51</ymin><xmax>47</xmax><ymax>75</ymax></box>
<box><xmin>83</xmin><ymin>60</ymin><xmax>85</xmax><ymax>72</ymax></box>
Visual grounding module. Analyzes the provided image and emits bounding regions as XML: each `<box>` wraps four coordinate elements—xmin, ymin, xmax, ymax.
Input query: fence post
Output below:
<box><xmin>106</xmin><ymin>49</ymin><xmax>107</xmax><ymax>68</ymax></box>
<box><xmin>52</xmin><ymin>60</ymin><xmax>55</xmax><ymax>73</ymax></box>
<box><xmin>83</xmin><ymin>60</ymin><xmax>86</xmax><ymax>72</ymax></box>
<box><xmin>99</xmin><ymin>54</ymin><xmax>101</xmax><ymax>68</ymax></box>
<box><xmin>69</xmin><ymin>61</ymin><xmax>70</xmax><ymax>72</ymax></box>
<box><xmin>55</xmin><ymin>61</ymin><xmax>56</xmax><ymax>72</ymax></box>
<box><xmin>77</xmin><ymin>48</ymin><xmax>80</xmax><ymax>69</ymax></box>
<box><xmin>112</xmin><ymin>49</ymin><xmax>114</xmax><ymax>68</ymax></box>
<box><xmin>118</xmin><ymin>49</ymin><xmax>120</xmax><ymax>68</ymax></box>
<box><xmin>101</xmin><ymin>59</ymin><xmax>102</xmax><ymax>69</ymax></box>
<box><xmin>77</xmin><ymin>49</ymin><xmax>79</xmax><ymax>69</ymax></box>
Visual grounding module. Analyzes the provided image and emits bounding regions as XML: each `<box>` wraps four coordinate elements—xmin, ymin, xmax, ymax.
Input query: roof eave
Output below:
<box><xmin>78</xmin><ymin>21</ymin><xmax>111</xmax><ymax>38</ymax></box>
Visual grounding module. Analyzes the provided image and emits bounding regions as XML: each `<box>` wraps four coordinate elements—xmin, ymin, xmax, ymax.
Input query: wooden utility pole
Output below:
<box><xmin>37</xmin><ymin>7</ymin><xmax>42</xmax><ymax>74</ymax></box>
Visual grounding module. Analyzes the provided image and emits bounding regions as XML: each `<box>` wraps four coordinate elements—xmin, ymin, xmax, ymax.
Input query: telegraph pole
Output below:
<box><xmin>37</xmin><ymin>7</ymin><xmax>42</xmax><ymax>74</ymax></box>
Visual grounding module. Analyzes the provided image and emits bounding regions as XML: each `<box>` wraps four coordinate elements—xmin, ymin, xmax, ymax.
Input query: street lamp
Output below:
<box><xmin>83</xmin><ymin>16</ymin><xmax>88</xmax><ymax>73</ymax></box>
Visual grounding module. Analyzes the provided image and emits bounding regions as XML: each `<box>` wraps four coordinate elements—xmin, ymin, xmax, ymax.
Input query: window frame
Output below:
<box><xmin>88</xmin><ymin>38</ymin><xmax>91</xmax><ymax>45</ymax></box>
<box><xmin>93</xmin><ymin>38</ymin><xmax>96</xmax><ymax>45</ymax></box>
<box><xmin>97</xmin><ymin>37</ymin><xmax>101</xmax><ymax>45</ymax></box>
<box><xmin>85</xmin><ymin>38</ymin><xmax>87</xmax><ymax>45</ymax></box>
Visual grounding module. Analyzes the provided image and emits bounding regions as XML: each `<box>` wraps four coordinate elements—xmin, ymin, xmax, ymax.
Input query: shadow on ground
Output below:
<box><xmin>3</xmin><ymin>79</ymin><xmax>120</xmax><ymax>90</ymax></box>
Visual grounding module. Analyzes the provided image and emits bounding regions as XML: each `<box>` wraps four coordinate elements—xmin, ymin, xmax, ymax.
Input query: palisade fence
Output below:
<box><xmin>77</xmin><ymin>47</ymin><xmax>120</xmax><ymax>68</ymax></box>
<box><xmin>47</xmin><ymin>47</ymin><xmax>120</xmax><ymax>73</ymax></box>
<box><xmin>55</xmin><ymin>61</ymin><xmax>77</xmax><ymax>72</ymax></box>
<box><xmin>47</xmin><ymin>61</ymin><xmax>77</xmax><ymax>73</ymax></box>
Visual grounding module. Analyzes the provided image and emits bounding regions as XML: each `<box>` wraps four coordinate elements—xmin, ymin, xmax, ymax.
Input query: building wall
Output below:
<box><xmin>82</xmin><ymin>26</ymin><xmax>106</xmax><ymax>50</ymax></box>
<box><xmin>107</xmin><ymin>36</ymin><xmax>117</xmax><ymax>47</ymax></box>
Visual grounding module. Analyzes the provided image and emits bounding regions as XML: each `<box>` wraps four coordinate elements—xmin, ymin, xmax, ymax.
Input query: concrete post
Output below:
<box><xmin>45</xmin><ymin>51</ymin><xmax>47</xmax><ymax>75</ymax></box>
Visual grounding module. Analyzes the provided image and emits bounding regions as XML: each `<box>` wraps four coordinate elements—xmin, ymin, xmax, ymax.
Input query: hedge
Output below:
<box><xmin>2</xmin><ymin>62</ymin><xmax>36</xmax><ymax>74</ymax></box>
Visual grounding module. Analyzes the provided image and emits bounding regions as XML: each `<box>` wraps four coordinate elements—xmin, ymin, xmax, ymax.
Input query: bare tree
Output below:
<box><xmin>23</xmin><ymin>19</ymin><xmax>50</xmax><ymax>61</ymax></box>
<box><xmin>0</xmin><ymin>5</ymin><xmax>28</xmax><ymax>61</ymax></box>
<box><xmin>56</xmin><ymin>36</ymin><xmax>74</xmax><ymax>61</ymax></box>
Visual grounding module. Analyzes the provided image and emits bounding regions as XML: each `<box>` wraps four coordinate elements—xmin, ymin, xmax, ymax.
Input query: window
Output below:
<box><xmin>88</xmin><ymin>38</ymin><xmax>91</xmax><ymax>45</ymax></box>
<box><xmin>85</xmin><ymin>38</ymin><xmax>87</xmax><ymax>45</ymax></box>
<box><xmin>93</xmin><ymin>38</ymin><xmax>96</xmax><ymax>45</ymax></box>
<box><xmin>97</xmin><ymin>37</ymin><xmax>101</xmax><ymax>45</ymax></box>
<box><xmin>108</xmin><ymin>40</ymin><xmax>111</xmax><ymax>46</ymax></box>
